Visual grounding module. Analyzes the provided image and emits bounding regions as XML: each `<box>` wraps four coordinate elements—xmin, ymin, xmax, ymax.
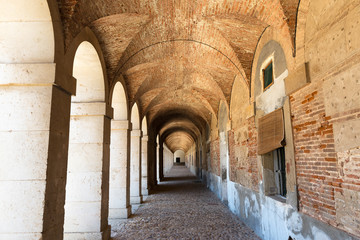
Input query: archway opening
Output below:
<box><xmin>109</xmin><ymin>82</ymin><xmax>130</xmax><ymax>219</ymax></box>
<box><xmin>141</xmin><ymin>117</ymin><xmax>149</xmax><ymax>196</ymax></box>
<box><xmin>130</xmin><ymin>103</ymin><xmax>143</xmax><ymax>204</ymax></box>
<box><xmin>64</xmin><ymin>41</ymin><xmax>108</xmax><ymax>237</ymax></box>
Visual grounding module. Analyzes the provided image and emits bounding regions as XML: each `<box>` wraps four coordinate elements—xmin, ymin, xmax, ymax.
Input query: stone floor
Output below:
<box><xmin>111</xmin><ymin>165</ymin><xmax>261</xmax><ymax>240</ymax></box>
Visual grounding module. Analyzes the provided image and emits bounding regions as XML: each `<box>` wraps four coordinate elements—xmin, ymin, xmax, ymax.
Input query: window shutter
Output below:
<box><xmin>258</xmin><ymin>108</ymin><xmax>285</xmax><ymax>155</ymax></box>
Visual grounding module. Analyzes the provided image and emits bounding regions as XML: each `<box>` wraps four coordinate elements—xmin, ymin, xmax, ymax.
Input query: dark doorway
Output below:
<box><xmin>176</xmin><ymin>157</ymin><xmax>180</xmax><ymax>163</ymax></box>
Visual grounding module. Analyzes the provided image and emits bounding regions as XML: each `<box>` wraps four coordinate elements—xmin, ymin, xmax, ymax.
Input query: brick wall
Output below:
<box><xmin>229</xmin><ymin>117</ymin><xmax>259</xmax><ymax>191</ymax></box>
<box><xmin>210</xmin><ymin>139</ymin><xmax>220</xmax><ymax>176</ymax></box>
<box><xmin>291</xmin><ymin>81</ymin><xmax>340</xmax><ymax>226</ymax></box>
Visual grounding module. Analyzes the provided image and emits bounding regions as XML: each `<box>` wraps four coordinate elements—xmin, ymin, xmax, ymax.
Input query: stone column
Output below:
<box><xmin>130</xmin><ymin>129</ymin><xmax>142</xmax><ymax>204</ymax></box>
<box><xmin>109</xmin><ymin>120</ymin><xmax>131</xmax><ymax>219</ymax></box>
<box><xmin>141</xmin><ymin>135</ymin><xmax>149</xmax><ymax>196</ymax></box>
<box><xmin>64</xmin><ymin>102</ymin><xmax>111</xmax><ymax>240</ymax></box>
<box><xmin>0</xmin><ymin>63</ymin><xmax>73</xmax><ymax>240</ymax></box>
<box><xmin>159</xmin><ymin>143</ymin><xmax>164</xmax><ymax>181</ymax></box>
<box><xmin>219</xmin><ymin>131</ymin><xmax>229</xmax><ymax>204</ymax></box>
<box><xmin>156</xmin><ymin>143</ymin><xmax>160</xmax><ymax>183</ymax></box>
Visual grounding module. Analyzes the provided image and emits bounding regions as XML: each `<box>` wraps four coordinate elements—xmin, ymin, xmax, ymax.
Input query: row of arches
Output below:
<box><xmin>63</xmin><ymin>40</ymin><xmax>153</xmax><ymax>238</ymax></box>
<box><xmin>2</xmin><ymin>0</ymin><xmax>360</xmax><ymax>239</ymax></box>
<box><xmin>0</xmin><ymin>2</ymin><xmax>157</xmax><ymax>236</ymax></box>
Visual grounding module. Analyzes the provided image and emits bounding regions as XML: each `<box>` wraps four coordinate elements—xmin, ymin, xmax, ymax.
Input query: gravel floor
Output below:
<box><xmin>111</xmin><ymin>165</ymin><xmax>261</xmax><ymax>240</ymax></box>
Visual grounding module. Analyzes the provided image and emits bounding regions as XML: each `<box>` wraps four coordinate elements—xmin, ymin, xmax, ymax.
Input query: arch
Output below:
<box><xmin>141</xmin><ymin>116</ymin><xmax>149</xmax><ymax>196</ymax></box>
<box><xmin>131</xmin><ymin>103</ymin><xmax>141</xmax><ymax>130</ymax></box>
<box><xmin>64</xmin><ymin>39</ymin><xmax>110</xmax><ymax>238</ymax></box>
<box><xmin>130</xmin><ymin>102</ymin><xmax>143</xmax><ymax>203</ymax></box>
<box><xmin>294</xmin><ymin>0</ymin><xmax>311</xmax><ymax>64</ymax></box>
<box><xmin>0</xmin><ymin>1</ymin><xmax>54</xmax><ymax>63</ymax></box>
<box><xmin>250</xmin><ymin>27</ymin><xmax>295</xmax><ymax>101</ymax></box>
<box><xmin>142</xmin><ymin>117</ymin><xmax>148</xmax><ymax>136</ymax></box>
<box><xmin>230</xmin><ymin>74</ymin><xmax>250</xmax><ymax>133</ymax></box>
<box><xmin>112</xmin><ymin>81</ymin><xmax>128</xmax><ymax>120</ymax></box>
<box><xmin>251</xmin><ymin>39</ymin><xmax>288</xmax><ymax>115</ymax></box>
<box><xmin>174</xmin><ymin>150</ymin><xmax>186</xmax><ymax>163</ymax></box>
<box><xmin>72</xmin><ymin>41</ymin><xmax>105</xmax><ymax>102</ymax></box>
<box><xmin>64</xmin><ymin>27</ymin><xmax>110</xmax><ymax>103</ymax></box>
<box><xmin>116</xmin><ymin>39</ymin><xmax>247</xmax><ymax>87</ymax></box>
<box><xmin>109</xmin><ymin>80</ymin><xmax>131</xmax><ymax>219</ymax></box>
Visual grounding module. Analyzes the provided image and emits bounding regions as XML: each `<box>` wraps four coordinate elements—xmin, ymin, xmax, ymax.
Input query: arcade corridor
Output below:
<box><xmin>1</xmin><ymin>1</ymin><xmax>360</xmax><ymax>240</ymax></box>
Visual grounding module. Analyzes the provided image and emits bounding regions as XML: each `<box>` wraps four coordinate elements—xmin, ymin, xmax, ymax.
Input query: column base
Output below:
<box><xmin>0</xmin><ymin>233</ymin><xmax>42</xmax><ymax>240</ymax></box>
<box><xmin>109</xmin><ymin>206</ymin><xmax>132</xmax><ymax>219</ymax></box>
<box><xmin>130</xmin><ymin>195</ymin><xmax>143</xmax><ymax>204</ymax></box>
<box><xmin>64</xmin><ymin>225</ymin><xmax>111</xmax><ymax>240</ymax></box>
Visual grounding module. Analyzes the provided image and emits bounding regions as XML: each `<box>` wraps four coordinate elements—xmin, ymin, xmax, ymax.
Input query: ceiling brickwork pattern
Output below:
<box><xmin>57</xmin><ymin>0</ymin><xmax>299</xmax><ymax>152</ymax></box>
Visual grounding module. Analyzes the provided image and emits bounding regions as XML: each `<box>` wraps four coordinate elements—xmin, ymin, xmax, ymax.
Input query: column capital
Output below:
<box><xmin>131</xmin><ymin>129</ymin><xmax>142</xmax><ymax>137</ymax></box>
<box><xmin>112</xmin><ymin>120</ymin><xmax>131</xmax><ymax>130</ymax></box>
<box><xmin>70</xmin><ymin>102</ymin><xmax>108</xmax><ymax>116</ymax></box>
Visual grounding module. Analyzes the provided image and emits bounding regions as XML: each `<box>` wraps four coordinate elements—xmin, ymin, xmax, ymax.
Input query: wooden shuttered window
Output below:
<box><xmin>258</xmin><ymin>108</ymin><xmax>285</xmax><ymax>155</ymax></box>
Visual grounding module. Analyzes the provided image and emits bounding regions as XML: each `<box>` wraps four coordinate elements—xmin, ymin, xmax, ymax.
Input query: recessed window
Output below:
<box><xmin>263</xmin><ymin>61</ymin><xmax>274</xmax><ymax>90</ymax></box>
<box><xmin>274</xmin><ymin>147</ymin><xmax>287</xmax><ymax>197</ymax></box>
<box><xmin>262</xmin><ymin>147</ymin><xmax>287</xmax><ymax>199</ymax></box>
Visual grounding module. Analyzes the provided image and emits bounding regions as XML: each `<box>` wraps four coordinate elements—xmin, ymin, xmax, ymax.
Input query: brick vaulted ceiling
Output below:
<box><xmin>57</xmin><ymin>0</ymin><xmax>299</xmax><ymax>152</ymax></box>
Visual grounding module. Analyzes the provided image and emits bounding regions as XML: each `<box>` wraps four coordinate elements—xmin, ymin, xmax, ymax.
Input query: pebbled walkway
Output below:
<box><xmin>111</xmin><ymin>165</ymin><xmax>260</xmax><ymax>240</ymax></box>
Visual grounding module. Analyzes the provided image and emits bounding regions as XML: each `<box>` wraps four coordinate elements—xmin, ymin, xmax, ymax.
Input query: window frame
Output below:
<box><xmin>262</xmin><ymin>60</ymin><xmax>274</xmax><ymax>91</ymax></box>
<box><xmin>274</xmin><ymin>147</ymin><xmax>287</xmax><ymax>198</ymax></box>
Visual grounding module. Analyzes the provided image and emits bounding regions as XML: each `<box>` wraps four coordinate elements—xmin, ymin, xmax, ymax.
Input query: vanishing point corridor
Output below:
<box><xmin>2</xmin><ymin>1</ymin><xmax>360</xmax><ymax>240</ymax></box>
<box><xmin>111</xmin><ymin>165</ymin><xmax>260</xmax><ymax>240</ymax></box>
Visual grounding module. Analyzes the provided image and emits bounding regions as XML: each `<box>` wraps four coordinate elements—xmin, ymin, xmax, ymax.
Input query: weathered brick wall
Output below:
<box><xmin>292</xmin><ymin>1</ymin><xmax>360</xmax><ymax>236</ymax></box>
<box><xmin>291</xmin><ymin>81</ymin><xmax>339</xmax><ymax>226</ymax></box>
<box><xmin>229</xmin><ymin>117</ymin><xmax>259</xmax><ymax>191</ymax></box>
<box><xmin>210</xmin><ymin>139</ymin><xmax>220</xmax><ymax>176</ymax></box>
<box><xmin>291</xmin><ymin>80</ymin><xmax>360</xmax><ymax>236</ymax></box>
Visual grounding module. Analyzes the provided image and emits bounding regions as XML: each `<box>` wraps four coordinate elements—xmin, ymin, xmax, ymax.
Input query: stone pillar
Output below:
<box><xmin>159</xmin><ymin>143</ymin><xmax>164</xmax><ymax>181</ymax></box>
<box><xmin>0</xmin><ymin>63</ymin><xmax>72</xmax><ymax>240</ymax></box>
<box><xmin>64</xmin><ymin>102</ymin><xmax>111</xmax><ymax>240</ymax></box>
<box><xmin>130</xmin><ymin>129</ymin><xmax>142</xmax><ymax>204</ymax></box>
<box><xmin>109</xmin><ymin>120</ymin><xmax>131</xmax><ymax>219</ymax></box>
<box><xmin>156</xmin><ymin>143</ymin><xmax>160</xmax><ymax>183</ymax></box>
<box><xmin>141</xmin><ymin>135</ymin><xmax>149</xmax><ymax>196</ymax></box>
<box><xmin>219</xmin><ymin>131</ymin><xmax>229</xmax><ymax>204</ymax></box>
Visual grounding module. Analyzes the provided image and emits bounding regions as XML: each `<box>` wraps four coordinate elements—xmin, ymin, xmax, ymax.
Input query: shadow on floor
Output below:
<box><xmin>161</xmin><ymin>176</ymin><xmax>197</xmax><ymax>181</ymax></box>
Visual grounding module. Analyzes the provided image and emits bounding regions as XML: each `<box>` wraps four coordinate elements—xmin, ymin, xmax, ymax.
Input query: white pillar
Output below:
<box><xmin>64</xmin><ymin>102</ymin><xmax>111</xmax><ymax>240</ymax></box>
<box><xmin>109</xmin><ymin>120</ymin><xmax>131</xmax><ymax>219</ymax></box>
<box><xmin>141</xmin><ymin>135</ymin><xmax>149</xmax><ymax>196</ymax></box>
<box><xmin>0</xmin><ymin>63</ymin><xmax>71</xmax><ymax>240</ymax></box>
<box><xmin>130</xmin><ymin>129</ymin><xmax>142</xmax><ymax>204</ymax></box>
<box><xmin>156</xmin><ymin>143</ymin><xmax>160</xmax><ymax>183</ymax></box>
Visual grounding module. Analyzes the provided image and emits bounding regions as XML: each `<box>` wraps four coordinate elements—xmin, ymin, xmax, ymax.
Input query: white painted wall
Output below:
<box><xmin>163</xmin><ymin>144</ymin><xmax>174</xmax><ymax>174</ymax></box>
<box><xmin>174</xmin><ymin>150</ymin><xmax>185</xmax><ymax>163</ymax></box>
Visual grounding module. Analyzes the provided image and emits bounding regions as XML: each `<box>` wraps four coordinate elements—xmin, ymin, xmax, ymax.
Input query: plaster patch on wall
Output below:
<box><xmin>333</xmin><ymin>118</ymin><xmax>360</xmax><ymax>152</ymax></box>
<box><xmin>335</xmin><ymin>188</ymin><xmax>360</xmax><ymax>236</ymax></box>
<box><xmin>311</xmin><ymin>226</ymin><xmax>331</xmax><ymax>240</ymax></box>
<box><xmin>244</xmin><ymin>196</ymin><xmax>250</xmax><ymax>218</ymax></box>
<box><xmin>256</xmin><ymin>70</ymin><xmax>288</xmax><ymax>114</ymax></box>
<box><xmin>323</xmin><ymin>62</ymin><xmax>360</xmax><ymax>116</ymax></box>
<box><xmin>286</xmin><ymin>211</ymin><xmax>303</xmax><ymax>234</ymax></box>
<box><xmin>208</xmin><ymin>178</ymin><xmax>359</xmax><ymax>240</ymax></box>
<box><xmin>208</xmin><ymin>172</ymin><xmax>222</xmax><ymax>199</ymax></box>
